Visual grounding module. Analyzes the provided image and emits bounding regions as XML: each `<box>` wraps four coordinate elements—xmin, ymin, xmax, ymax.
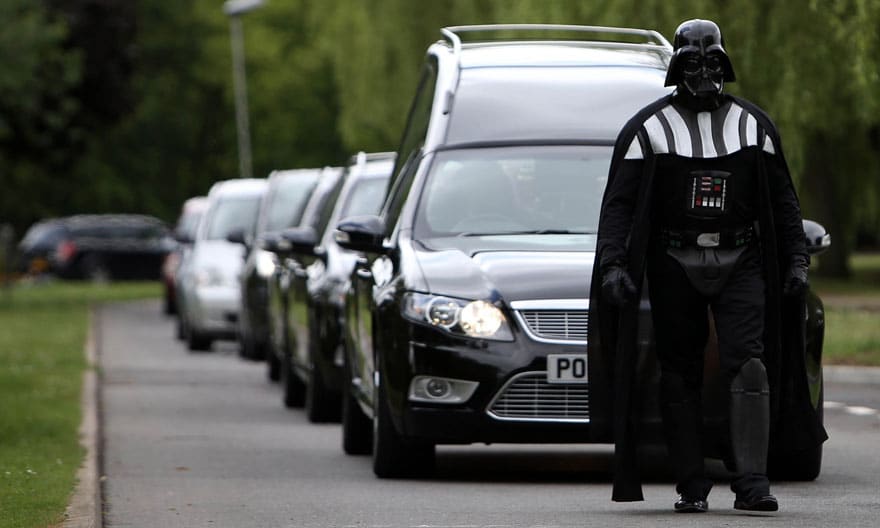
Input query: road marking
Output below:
<box><xmin>825</xmin><ymin>400</ymin><xmax>879</xmax><ymax>416</ymax></box>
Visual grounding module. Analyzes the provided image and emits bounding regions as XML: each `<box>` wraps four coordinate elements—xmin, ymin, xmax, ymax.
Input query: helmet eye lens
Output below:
<box><xmin>682</xmin><ymin>57</ymin><xmax>702</xmax><ymax>75</ymax></box>
<box><xmin>681</xmin><ymin>55</ymin><xmax>724</xmax><ymax>76</ymax></box>
<box><xmin>705</xmin><ymin>55</ymin><xmax>723</xmax><ymax>73</ymax></box>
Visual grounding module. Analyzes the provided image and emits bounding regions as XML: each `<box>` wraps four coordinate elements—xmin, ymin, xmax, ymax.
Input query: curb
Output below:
<box><xmin>62</xmin><ymin>306</ymin><xmax>103</xmax><ymax>528</ymax></box>
<box><xmin>823</xmin><ymin>365</ymin><xmax>880</xmax><ymax>386</ymax></box>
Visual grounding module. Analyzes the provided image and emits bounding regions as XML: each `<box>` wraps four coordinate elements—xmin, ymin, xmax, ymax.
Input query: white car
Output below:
<box><xmin>179</xmin><ymin>178</ymin><xmax>267</xmax><ymax>351</ymax></box>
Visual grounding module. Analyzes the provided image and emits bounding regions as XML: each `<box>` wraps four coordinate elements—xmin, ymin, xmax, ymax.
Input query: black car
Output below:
<box><xmin>259</xmin><ymin>167</ymin><xmax>343</xmax><ymax>395</ymax></box>
<box><xmin>335</xmin><ymin>25</ymin><xmax>829</xmax><ymax>479</ymax></box>
<box><xmin>17</xmin><ymin>218</ymin><xmax>68</xmax><ymax>276</ymax></box>
<box><xmin>280</xmin><ymin>152</ymin><xmax>395</xmax><ymax>423</ymax></box>
<box><xmin>44</xmin><ymin>214</ymin><xmax>173</xmax><ymax>281</ymax></box>
<box><xmin>237</xmin><ymin>169</ymin><xmax>323</xmax><ymax>360</ymax></box>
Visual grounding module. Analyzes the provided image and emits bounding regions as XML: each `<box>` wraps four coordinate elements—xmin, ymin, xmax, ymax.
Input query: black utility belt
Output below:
<box><xmin>660</xmin><ymin>226</ymin><xmax>755</xmax><ymax>249</ymax></box>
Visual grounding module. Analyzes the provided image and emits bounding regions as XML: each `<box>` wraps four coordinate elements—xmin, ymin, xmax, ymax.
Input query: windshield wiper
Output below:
<box><xmin>459</xmin><ymin>229</ymin><xmax>592</xmax><ymax>237</ymax></box>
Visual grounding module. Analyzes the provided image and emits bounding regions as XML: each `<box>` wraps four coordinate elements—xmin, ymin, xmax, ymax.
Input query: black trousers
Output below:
<box><xmin>646</xmin><ymin>244</ymin><xmax>766</xmax><ymax>498</ymax></box>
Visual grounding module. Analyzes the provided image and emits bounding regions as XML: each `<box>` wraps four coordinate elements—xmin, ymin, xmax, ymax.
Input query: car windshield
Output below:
<box><xmin>413</xmin><ymin>145</ymin><xmax>611</xmax><ymax>239</ymax></box>
<box><xmin>340</xmin><ymin>177</ymin><xmax>388</xmax><ymax>219</ymax></box>
<box><xmin>264</xmin><ymin>174</ymin><xmax>319</xmax><ymax>232</ymax></box>
<box><xmin>177</xmin><ymin>209</ymin><xmax>204</xmax><ymax>240</ymax></box>
<box><xmin>205</xmin><ymin>196</ymin><xmax>262</xmax><ymax>241</ymax></box>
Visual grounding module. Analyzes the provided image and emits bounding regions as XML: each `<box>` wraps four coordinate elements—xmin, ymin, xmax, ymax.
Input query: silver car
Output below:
<box><xmin>179</xmin><ymin>178</ymin><xmax>266</xmax><ymax>351</ymax></box>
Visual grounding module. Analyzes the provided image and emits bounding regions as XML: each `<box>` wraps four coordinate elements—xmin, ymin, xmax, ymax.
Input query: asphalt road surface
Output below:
<box><xmin>100</xmin><ymin>300</ymin><xmax>880</xmax><ymax>527</ymax></box>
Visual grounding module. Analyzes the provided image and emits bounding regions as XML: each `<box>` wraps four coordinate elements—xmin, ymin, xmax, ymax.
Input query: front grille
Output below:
<box><xmin>487</xmin><ymin>372</ymin><xmax>589</xmax><ymax>423</ymax></box>
<box><xmin>518</xmin><ymin>309</ymin><xmax>588</xmax><ymax>342</ymax></box>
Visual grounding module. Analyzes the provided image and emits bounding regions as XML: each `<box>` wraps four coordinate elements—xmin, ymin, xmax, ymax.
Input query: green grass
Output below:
<box><xmin>823</xmin><ymin>308</ymin><xmax>880</xmax><ymax>366</ymax></box>
<box><xmin>811</xmin><ymin>252</ymin><xmax>880</xmax><ymax>366</ymax></box>
<box><xmin>0</xmin><ymin>280</ymin><xmax>159</xmax><ymax>528</ymax></box>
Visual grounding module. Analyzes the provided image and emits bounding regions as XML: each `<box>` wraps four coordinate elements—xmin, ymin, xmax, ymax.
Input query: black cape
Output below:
<box><xmin>587</xmin><ymin>93</ymin><xmax>828</xmax><ymax>502</ymax></box>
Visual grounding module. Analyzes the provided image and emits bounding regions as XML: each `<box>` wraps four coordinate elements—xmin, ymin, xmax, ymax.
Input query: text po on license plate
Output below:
<box><xmin>547</xmin><ymin>354</ymin><xmax>588</xmax><ymax>384</ymax></box>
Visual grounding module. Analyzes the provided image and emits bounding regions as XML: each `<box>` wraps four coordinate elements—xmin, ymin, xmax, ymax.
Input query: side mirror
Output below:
<box><xmin>281</xmin><ymin>226</ymin><xmax>318</xmax><ymax>255</ymax></box>
<box><xmin>803</xmin><ymin>219</ymin><xmax>831</xmax><ymax>256</ymax></box>
<box><xmin>174</xmin><ymin>229</ymin><xmax>193</xmax><ymax>245</ymax></box>
<box><xmin>334</xmin><ymin>215</ymin><xmax>387</xmax><ymax>254</ymax></box>
<box><xmin>226</xmin><ymin>228</ymin><xmax>247</xmax><ymax>245</ymax></box>
<box><xmin>257</xmin><ymin>231</ymin><xmax>287</xmax><ymax>254</ymax></box>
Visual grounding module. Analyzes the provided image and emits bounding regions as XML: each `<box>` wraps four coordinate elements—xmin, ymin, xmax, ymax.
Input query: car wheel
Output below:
<box><xmin>239</xmin><ymin>329</ymin><xmax>257</xmax><ymax>360</ymax></box>
<box><xmin>187</xmin><ymin>328</ymin><xmax>212</xmax><ymax>351</ymax></box>
<box><xmin>305</xmin><ymin>359</ymin><xmax>341</xmax><ymax>423</ymax></box>
<box><xmin>342</xmin><ymin>382</ymin><xmax>372</xmax><ymax>455</ymax></box>
<box><xmin>281</xmin><ymin>351</ymin><xmax>305</xmax><ymax>408</ymax></box>
<box><xmin>81</xmin><ymin>254</ymin><xmax>111</xmax><ymax>283</ymax></box>
<box><xmin>266</xmin><ymin>350</ymin><xmax>281</xmax><ymax>382</ymax></box>
<box><xmin>372</xmin><ymin>374</ymin><xmax>435</xmax><ymax>478</ymax></box>
<box><xmin>175</xmin><ymin>315</ymin><xmax>185</xmax><ymax>341</ymax></box>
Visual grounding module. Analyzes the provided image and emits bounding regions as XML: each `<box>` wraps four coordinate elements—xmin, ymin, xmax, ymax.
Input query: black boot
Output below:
<box><xmin>729</xmin><ymin>358</ymin><xmax>777</xmax><ymax>512</ymax></box>
<box><xmin>661</xmin><ymin>373</ymin><xmax>713</xmax><ymax>513</ymax></box>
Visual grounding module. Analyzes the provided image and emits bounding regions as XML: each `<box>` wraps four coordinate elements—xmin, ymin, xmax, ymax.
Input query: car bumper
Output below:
<box><xmin>190</xmin><ymin>285</ymin><xmax>240</xmax><ymax>338</ymax></box>
<box><xmin>381</xmin><ymin>322</ymin><xmax>664</xmax><ymax>446</ymax></box>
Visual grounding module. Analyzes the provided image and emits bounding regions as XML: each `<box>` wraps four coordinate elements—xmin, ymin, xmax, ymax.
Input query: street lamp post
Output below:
<box><xmin>223</xmin><ymin>0</ymin><xmax>264</xmax><ymax>179</ymax></box>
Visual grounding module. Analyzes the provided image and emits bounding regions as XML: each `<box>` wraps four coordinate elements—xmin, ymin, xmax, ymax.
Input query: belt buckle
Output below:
<box><xmin>696</xmin><ymin>232</ymin><xmax>720</xmax><ymax>248</ymax></box>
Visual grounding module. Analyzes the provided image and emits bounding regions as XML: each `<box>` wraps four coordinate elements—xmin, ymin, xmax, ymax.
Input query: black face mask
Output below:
<box><xmin>679</xmin><ymin>53</ymin><xmax>725</xmax><ymax>99</ymax></box>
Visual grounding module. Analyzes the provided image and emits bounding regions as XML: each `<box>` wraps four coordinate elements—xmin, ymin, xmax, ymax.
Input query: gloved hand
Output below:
<box><xmin>601</xmin><ymin>265</ymin><xmax>637</xmax><ymax>307</ymax></box>
<box><xmin>783</xmin><ymin>254</ymin><xmax>809</xmax><ymax>297</ymax></box>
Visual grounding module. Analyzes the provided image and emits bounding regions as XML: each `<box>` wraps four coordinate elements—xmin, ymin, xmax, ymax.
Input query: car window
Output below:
<box><xmin>314</xmin><ymin>175</ymin><xmax>346</xmax><ymax>238</ymax></box>
<box><xmin>413</xmin><ymin>146</ymin><xmax>612</xmax><ymax>239</ymax></box>
<box><xmin>263</xmin><ymin>174</ymin><xmax>320</xmax><ymax>232</ymax></box>
<box><xmin>177</xmin><ymin>209</ymin><xmax>204</xmax><ymax>240</ymax></box>
<box><xmin>383</xmin><ymin>57</ymin><xmax>438</xmax><ymax>231</ymax></box>
<box><xmin>205</xmin><ymin>196</ymin><xmax>262</xmax><ymax>241</ymax></box>
<box><xmin>20</xmin><ymin>223</ymin><xmax>67</xmax><ymax>249</ymax></box>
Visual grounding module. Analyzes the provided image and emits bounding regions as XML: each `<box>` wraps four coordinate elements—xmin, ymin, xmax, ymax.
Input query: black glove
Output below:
<box><xmin>601</xmin><ymin>265</ymin><xmax>637</xmax><ymax>307</ymax></box>
<box><xmin>783</xmin><ymin>254</ymin><xmax>809</xmax><ymax>297</ymax></box>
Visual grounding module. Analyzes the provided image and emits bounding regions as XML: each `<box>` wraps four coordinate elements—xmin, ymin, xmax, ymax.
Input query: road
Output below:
<box><xmin>100</xmin><ymin>300</ymin><xmax>880</xmax><ymax>527</ymax></box>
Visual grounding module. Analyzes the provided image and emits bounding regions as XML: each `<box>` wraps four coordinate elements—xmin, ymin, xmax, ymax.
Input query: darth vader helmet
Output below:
<box><xmin>664</xmin><ymin>19</ymin><xmax>735</xmax><ymax>98</ymax></box>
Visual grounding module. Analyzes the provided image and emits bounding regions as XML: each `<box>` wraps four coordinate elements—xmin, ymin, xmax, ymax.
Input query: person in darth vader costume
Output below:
<box><xmin>590</xmin><ymin>19</ymin><xmax>827</xmax><ymax>512</ymax></box>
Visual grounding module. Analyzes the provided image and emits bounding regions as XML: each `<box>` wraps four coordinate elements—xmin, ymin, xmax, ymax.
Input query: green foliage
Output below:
<box><xmin>0</xmin><ymin>281</ymin><xmax>159</xmax><ymax>528</ymax></box>
<box><xmin>1</xmin><ymin>0</ymin><xmax>879</xmax><ymax>275</ymax></box>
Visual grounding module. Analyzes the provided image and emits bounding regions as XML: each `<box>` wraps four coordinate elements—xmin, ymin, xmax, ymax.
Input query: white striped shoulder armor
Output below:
<box><xmin>624</xmin><ymin>100</ymin><xmax>776</xmax><ymax>160</ymax></box>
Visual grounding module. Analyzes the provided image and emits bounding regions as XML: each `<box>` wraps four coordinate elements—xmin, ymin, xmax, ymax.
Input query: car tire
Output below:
<box><xmin>342</xmin><ymin>383</ymin><xmax>372</xmax><ymax>455</ymax></box>
<box><xmin>305</xmin><ymin>361</ymin><xmax>342</xmax><ymax>423</ymax></box>
<box><xmin>266</xmin><ymin>350</ymin><xmax>281</xmax><ymax>382</ymax></box>
<box><xmin>281</xmin><ymin>351</ymin><xmax>305</xmax><ymax>408</ymax></box>
<box><xmin>305</xmin><ymin>340</ymin><xmax>342</xmax><ymax>423</ymax></box>
<box><xmin>372</xmin><ymin>374</ymin><xmax>435</xmax><ymax>478</ymax></box>
<box><xmin>187</xmin><ymin>328</ymin><xmax>212</xmax><ymax>351</ymax></box>
<box><xmin>80</xmin><ymin>254</ymin><xmax>111</xmax><ymax>283</ymax></box>
<box><xmin>175</xmin><ymin>316</ymin><xmax>185</xmax><ymax>341</ymax></box>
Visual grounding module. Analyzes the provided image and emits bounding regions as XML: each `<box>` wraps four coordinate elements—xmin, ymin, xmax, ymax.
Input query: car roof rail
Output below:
<box><xmin>440</xmin><ymin>24</ymin><xmax>672</xmax><ymax>56</ymax></box>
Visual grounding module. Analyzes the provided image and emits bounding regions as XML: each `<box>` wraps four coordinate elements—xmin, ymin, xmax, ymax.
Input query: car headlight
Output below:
<box><xmin>254</xmin><ymin>249</ymin><xmax>276</xmax><ymax>278</ymax></box>
<box><xmin>402</xmin><ymin>292</ymin><xmax>513</xmax><ymax>341</ymax></box>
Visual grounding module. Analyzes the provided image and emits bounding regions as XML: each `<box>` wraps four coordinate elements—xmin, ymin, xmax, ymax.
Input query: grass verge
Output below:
<box><xmin>0</xmin><ymin>280</ymin><xmax>159</xmax><ymax>528</ymax></box>
<box><xmin>811</xmin><ymin>252</ymin><xmax>880</xmax><ymax>366</ymax></box>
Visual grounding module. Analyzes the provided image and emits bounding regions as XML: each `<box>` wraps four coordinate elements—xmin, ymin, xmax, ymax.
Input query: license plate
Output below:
<box><xmin>547</xmin><ymin>354</ymin><xmax>588</xmax><ymax>384</ymax></box>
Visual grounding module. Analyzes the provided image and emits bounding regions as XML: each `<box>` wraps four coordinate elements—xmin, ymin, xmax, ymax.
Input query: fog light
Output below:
<box><xmin>408</xmin><ymin>375</ymin><xmax>479</xmax><ymax>404</ymax></box>
<box><xmin>425</xmin><ymin>378</ymin><xmax>451</xmax><ymax>398</ymax></box>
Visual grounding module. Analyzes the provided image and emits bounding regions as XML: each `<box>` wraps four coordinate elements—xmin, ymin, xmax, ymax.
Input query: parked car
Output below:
<box><xmin>178</xmin><ymin>178</ymin><xmax>266</xmax><ymax>351</ymax></box>
<box><xmin>280</xmin><ymin>152</ymin><xmax>395</xmax><ymax>423</ymax></box>
<box><xmin>162</xmin><ymin>196</ymin><xmax>208</xmax><ymax>315</ymax></box>
<box><xmin>259</xmin><ymin>166</ymin><xmax>343</xmax><ymax>399</ymax></box>
<box><xmin>334</xmin><ymin>24</ymin><xmax>829</xmax><ymax>479</ymax></box>
<box><xmin>38</xmin><ymin>214</ymin><xmax>173</xmax><ymax>281</ymax></box>
<box><xmin>237</xmin><ymin>169</ymin><xmax>323</xmax><ymax>360</ymax></box>
<box><xmin>16</xmin><ymin>218</ymin><xmax>67</xmax><ymax>276</ymax></box>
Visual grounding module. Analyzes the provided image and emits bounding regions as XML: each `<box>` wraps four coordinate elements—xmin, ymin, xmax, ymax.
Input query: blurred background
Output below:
<box><xmin>1</xmin><ymin>0</ymin><xmax>879</xmax><ymax>278</ymax></box>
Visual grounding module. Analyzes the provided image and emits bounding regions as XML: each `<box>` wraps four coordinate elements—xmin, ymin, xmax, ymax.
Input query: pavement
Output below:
<box><xmin>59</xmin><ymin>303</ymin><xmax>880</xmax><ymax>528</ymax></box>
